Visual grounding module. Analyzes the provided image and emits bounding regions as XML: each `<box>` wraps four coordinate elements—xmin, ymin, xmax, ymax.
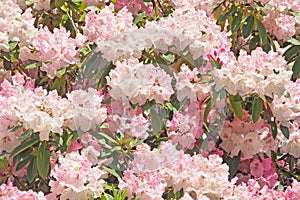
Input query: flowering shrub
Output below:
<box><xmin>0</xmin><ymin>0</ymin><xmax>300</xmax><ymax>199</ymax></box>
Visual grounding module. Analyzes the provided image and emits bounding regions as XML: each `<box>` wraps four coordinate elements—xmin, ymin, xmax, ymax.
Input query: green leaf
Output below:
<box><xmin>16</xmin><ymin>154</ymin><xmax>32</xmax><ymax>171</ymax></box>
<box><xmin>25</xmin><ymin>62</ymin><xmax>41</xmax><ymax>70</ymax></box>
<box><xmin>229</xmin><ymin>94</ymin><xmax>243</xmax><ymax>120</ymax></box>
<box><xmin>231</xmin><ymin>11</ymin><xmax>243</xmax><ymax>33</ymax></box>
<box><xmin>270</xmin><ymin>120</ymin><xmax>277</xmax><ymax>139</ymax></box>
<box><xmin>162</xmin><ymin>53</ymin><xmax>175</xmax><ymax>63</ymax></box>
<box><xmin>103</xmin><ymin>193</ymin><xmax>114</xmax><ymax>200</ymax></box>
<box><xmin>9</xmin><ymin>41</ymin><xmax>19</xmax><ymax>51</ymax></box>
<box><xmin>98</xmin><ymin>132</ymin><xmax>118</xmax><ymax>145</ymax></box>
<box><xmin>0</xmin><ymin>176</ymin><xmax>8</xmax><ymax>185</ymax></box>
<box><xmin>242</xmin><ymin>15</ymin><xmax>254</xmax><ymax>38</ymax></box>
<box><xmin>134</xmin><ymin>12</ymin><xmax>146</xmax><ymax>24</ymax></box>
<box><xmin>37</xmin><ymin>141</ymin><xmax>50</xmax><ymax>179</ymax></box>
<box><xmin>10</xmin><ymin>125</ymin><xmax>23</xmax><ymax>132</ymax></box>
<box><xmin>103</xmin><ymin>166</ymin><xmax>121</xmax><ymax>179</ymax></box>
<box><xmin>51</xmin><ymin>76</ymin><xmax>66</xmax><ymax>95</ymax></box>
<box><xmin>249</xmin><ymin>35</ymin><xmax>259</xmax><ymax>51</ymax></box>
<box><xmin>0</xmin><ymin>156</ymin><xmax>8</xmax><ymax>170</ymax></box>
<box><xmin>150</xmin><ymin>107</ymin><xmax>162</xmax><ymax>134</ymax></box>
<box><xmin>27</xmin><ymin>157</ymin><xmax>37</xmax><ymax>183</ymax></box>
<box><xmin>229</xmin><ymin>152</ymin><xmax>241</xmax><ymax>179</ymax></box>
<box><xmin>1</xmin><ymin>51</ymin><xmax>10</xmax><ymax>61</ymax></box>
<box><xmin>290</xmin><ymin>38</ymin><xmax>300</xmax><ymax>46</ymax></box>
<box><xmin>257</xmin><ymin>20</ymin><xmax>268</xmax><ymax>45</ymax></box>
<box><xmin>252</xmin><ymin>97</ymin><xmax>263</xmax><ymax>123</ymax></box>
<box><xmin>292</xmin><ymin>56</ymin><xmax>300</xmax><ymax>79</ymax></box>
<box><xmin>10</xmin><ymin>134</ymin><xmax>39</xmax><ymax>158</ymax></box>
<box><xmin>283</xmin><ymin>45</ymin><xmax>300</xmax><ymax>61</ymax></box>
<box><xmin>280</xmin><ymin>124</ymin><xmax>290</xmax><ymax>139</ymax></box>
<box><xmin>218</xmin><ymin>5</ymin><xmax>236</xmax><ymax>23</ymax></box>
<box><xmin>57</xmin><ymin>67</ymin><xmax>66</xmax><ymax>76</ymax></box>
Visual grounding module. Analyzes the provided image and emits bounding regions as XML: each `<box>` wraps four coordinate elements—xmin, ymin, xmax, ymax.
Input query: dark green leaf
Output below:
<box><xmin>229</xmin><ymin>94</ymin><xmax>243</xmax><ymax>120</ymax></box>
<box><xmin>231</xmin><ymin>11</ymin><xmax>243</xmax><ymax>33</ymax></box>
<box><xmin>249</xmin><ymin>35</ymin><xmax>259</xmax><ymax>51</ymax></box>
<box><xmin>16</xmin><ymin>154</ymin><xmax>32</xmax><ymax>171</ymax></box>
<box><xmin>10</xmin><ymin>134</ymin><xmax>39</xmax><ymax>158</ymax></box>
<box><xmin>252</xmin><ymin>97</ymin><xmax>263</xmax><ymax>123</ymax></box>
<box><xmin>270</xmin><ymin>121</ymin><xmax>277</xmax><ymax>139</ymax></box>
<box><xmin>242</xmin><ymin>15</ymin><xmax>254</xmax><ymax>38</ymax></box>
<box><xmin>1</xmin><ymin>51</ymin><xmax>10</xmax><ymax>61</ymax></box>
<box><xmin>218</xmin><ymin>5</ymin><xmax>236</xmax><ymax>23</ymax></box>
<box><xmin>283</xmin><ymin>45</ymin><xmax>300</xmax><ymax>61</ymax></box>
<box><xmin>27</xmin><ymin>157</ymin><xmax>37</xmax><ymax>183</ymax></box>
<box><xmin>51</xmin><ymin>76</ymin><xmax>66</xmax><ymax>95</ymax></box>
<box><xmin>229</xmin><ymin>152</ymin><xmax>241</xmax><ymax>179</ymax></box>
<box><xmin>292</xmin><ymin>56</ymin><xmax>300</xmax><ymax>79</ymax></box>
<box><xmin>280</xmin><ymin>124</ymin><xmax>290</xmax><ymax>139</ymax></box>
<box><xmin>257</xmin><ymin>20</ymin><xmax>268</xmax><ymax>45</ymax></box>
<box><xmin>0</xmin><ymin>156</ymin><xmax>8</xmax><ymax>170</ymax></box>
<box><xmin>37</xmin><ymin>141</ymin><xmax>50</xmax><ymax>179</ymax></box>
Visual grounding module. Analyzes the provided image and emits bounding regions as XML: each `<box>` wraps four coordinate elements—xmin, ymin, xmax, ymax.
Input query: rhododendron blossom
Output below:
<box><xmin>219</xmin><ymin>110</ymin><xmax>277</xmax><ymax>159</ymax></box>
<box><xmin>213</xmin><ymin>47</ymin><xmax>292</xmax><ymax>99</ymax></box>
<box><xmin>263</xmin><ymin>10</ymin><xmax>296</xmax><ymax>41</ymax></box>
<box><xmin>107</xmin><ymin>59</ymin><xmax>173</xmax><ymax>105</ymax></box>
<box><xmin>0</xmin><ymin>178</ymin><xmax>46</xmax><ymax>200</ymax></box>
<box><xmin>82</xmin><ymin>4</ymin><xmax>136</xmax><ymax>47</ymax></box>
<box><xmin>21</xmin><ymin>27</ymin><xmax>80</xmax><ymax>78</ymax></box>
<box><xmin>49</xmin><ymin>151</ymin><xmax>107</xmax><ymax>200</ymax></box>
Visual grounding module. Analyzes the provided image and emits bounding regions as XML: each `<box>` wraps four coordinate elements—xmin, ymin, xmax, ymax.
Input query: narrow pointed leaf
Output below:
<box><xmin>229</xmin><ymin>94</ymin><xmax>243</xmax><ymax>120</ymax></box>
<box><xmin>252</xmin><ymin>97</ymin><xmax>263</xmax><ymax>123</ymax></box>
<box><xmin>280</xmin><ymin>125</ymin><xmax>290</xmax><ymax>139</ymax></box>
<box><xmin>37</xmin><ymin>141</ymin><xmax>50</xmax><ymax>179</ymax></box>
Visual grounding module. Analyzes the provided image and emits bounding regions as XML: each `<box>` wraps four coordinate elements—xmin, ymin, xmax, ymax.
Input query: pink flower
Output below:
<box><xmin>250</xmin><ymin>159</ymin><xmax>264</xmax><ymax>178</ymax></box>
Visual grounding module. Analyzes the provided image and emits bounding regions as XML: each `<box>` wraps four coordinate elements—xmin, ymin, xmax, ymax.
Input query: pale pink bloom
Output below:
<box><xmin>27</xmin><ymin>26</ymin><xmax>80</xmax><ymax>78</ymax></box>
<box><xmin>107</xmin><ymin>59</ymin><xmax>173</xmax><ymax>105</ymax></box>
<box><xmin>175</xmin><ymin>64</ymin><xmax>212</xmax><ymax>102</ymax></box>
<box><xmin>166</xmin><ymin>102</ymin><xmax>204</xmax><ymax>150</ymax></box>
<box><xmin>64</xmin><ymin>88</ymin><xmax>107</xmax><ymax>132</ymax></box>
<box><xmin>272</xmin><ymin>79</ymin><xmax>300</xmax><ymax>126</ymax></box>
<box><xmin>263</xmin><ymin>11</ymin><xmax>296</xmax><ymax>41</ymax></box>
<box><xmin>0</xmin><ymin>178</ymin><xmax>46</xmax><ymax>200</ymax></box>
<box><xmin>49</xmin><ymin>151</ymin><xmax>107</xmax><ymax>199</ymax></box>
<box><xmin>219</xmin><ymin>110</ymin><xmax>277</xmax><ymax>159</ymax></box>
<box><xmin>82</xmin><ymin>4</ymin><xmax>136</xmax><ymax>47</ymax></box>
<box><xmin>115</xmin><ymin>0</ymin><xmax>154</xmax><ymax>16</ymax></box>
<box><xmin>213</xmin><ymin>47</ymin><xmax>292</xmax><ymax>99</ymax></box>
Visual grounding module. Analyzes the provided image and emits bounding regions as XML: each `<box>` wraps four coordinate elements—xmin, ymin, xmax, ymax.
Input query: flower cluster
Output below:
<box><xmin>82</xmin><ymin>4</ymin><xmax>136</xmax><ymax>47</ymax></box>
<box><xmin>263</xmin><ymin>10</ymin><xmax>296</xmax><ymax>41</ymax></box>
<box><xmin>105</xmin><ymin>101</ymin><xmax>150</xmax><ymax>140</ymax></box>
<box><xmin>0</xmin><ymin>0</ymin><xmax>37</xmax><ymax>51</ymax></box>
<box><xmin>0</xmin><ymin>74</ymin><xmax>107</xmax><ymax>145</ymax></box>
<box><xmin>213</xmin><ymin>47</ymin><xmax>292</xmax><ymax>99</ymax></box>
<box><xmin>48</xmin><ymin>151</ymin><xmax>107</xmax><ymax>200</ymax></box>
<box><xmin>166</xmin><ymin>102</ymin><xmax>204</xmax><ymax>149</ymax></box>
<box><xmin>107</xmin><ymin>58</ymin><xmax>173</xmax><ymax>105</ymax></box>
<box><xmin>174</xmin><ymin>64</ymin><xmax>212</xmax><ymax>102</ymax></box>
<box><xmin>0</xmin><ymin>178</ymin><xmax>46</xmax><ymax>200</ymax></box>
<box><xmin>20</xmin><ymin>27</ymin><xmax>80</xmax><ymax>78</ymax></box>
<box><xmin>219</xmin><ymin>110</ymin><xmax>277</xmax><ymax>159</ymax></box>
